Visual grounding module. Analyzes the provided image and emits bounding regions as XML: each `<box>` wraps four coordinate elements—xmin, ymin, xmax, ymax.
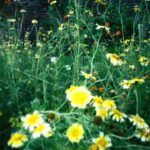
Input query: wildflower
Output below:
<box><xmin>124</xmin><ymin>39</ymin><xmax>130</xmax><ymax>45</ymax></box>
<box><xmin>50</xmin><ymin>57</ymin><xmax>58</xmax><ymax>64</ymax></box>
<box><xmin>120</xmin><ymin>78</ymin><xmax>145</xmax><ymax>89</ymax></box>
<box><xmin>129</xmin><ymin>115</ymin><xmax>148</xmax><ymax>129</ymax></box>
<box><xmin>81</xmin><ymin>71</ymin><xmax>96</xmax><ymax>81</ymax></box>
<box><xmin>8</xmin><ymin>133</ymin><xmax>27</xmax><ymax>148</ymax></box>
<box><xmin>129</xmin><ymin>65</ymin><xmax>136</xmax><ymax>70</ymax></box>
<box><xmin>130</xmin><ymin>78</ymin><xmax>145</xmax><ymax>85</ymax></box>
<box><xmin>66</xmin><ymin>86</ymin><xmax>92</xmax><ymax>109</ymax></box>
<box><xmin>102</xmin><ymin>99</ymin><xmax>116</xmax><ymax>110</ymax></box>
<box><xmin>7</xmin><ymin>19</ymin><xmax>16</xmax><ymax>23</ymax></box>
<box><xmin>58</xmin><ymin>24</ymin><xmax>64</xmax><ymax>31</ymax></box>
<box><xmin>120</xmin><ymin>80</ymin><xmax>132</xmax><ymax>89</ymax></box>
<box><xmin>110</xmin><ymin>109</ymin><xmax>127</xmax><ymax>122</ymax></box>
<box><xmin>92</xmin><ymin>132</ymin><xmax>112</xmax><ymax>150</ymax></box>
<box><xmin>139</xmin><ymin>56</ymin><xmax>149</xmax><ymax>66</ymax></box>
<box><xmin>32</xmin><ymin>19</ymin><xmax>38</xmax><ymax>24</ymax></box>
<box><xmin>21</xmin><ymin>111</ymin><xmax>44</xmax><ymax>131</ymax></box>
<box><xmin>135</xmin><ymin>128</ymin><xmax>150</xmax><ymax>142</ymax></box>
<box><xmin>32</xmin><ymin>123</ymin><xmax>52</xmax><ymax>139</ymax></box>
<box><xmin>20</xmin><ymin>9</ymin><xmax>26</xmax><ymax>13</ymax></box>
<box><xmin>106</xmin><ymin>53</ymin><xmax>125</xmax><ymax>66</ymax></box>
<box><xmin>96</xmin><ymin>108</ymin><xmax>109</xmax><ymax>120</ymax></box>
<box><xmin>96</xmin><ymin>24</ymin><xmax>110</xmax><ymax>34</ymax></box>
<box><xmin>99</xmin><ymin>87</ymin><xmax>105</xmax><ymax>93</ymax></box>
<box><xmin>134</xmin><ymin>5</ymin><xmax>140</xmax><ymax>12</ymax></box>
<box><xmin>115</xmin><ymin>31</ymin><xmax>121</xmax><ymax>36</ymax></box>
<box><xmin>48</xmin><ymin>0</ymin><xmax>57</xmax><ymax>5</ymax></box>
<box><xmin>89</xmin><ymin>144</ymin><xmax>99</xmax><ymax>150</ymax></box>
<box><xmin>92</xmin><ymin>86</ymin><xmax>98</xmax><ymax>91</ymax></box>
<box><xmin>66</xmin><ymin>123</ymin><xmax>84</xmax><ymax>143</ymax></box>
<box><xmin>93</xmin><ymin>96</ymin><xmax>104</xmax><ymax>108</ymax></box>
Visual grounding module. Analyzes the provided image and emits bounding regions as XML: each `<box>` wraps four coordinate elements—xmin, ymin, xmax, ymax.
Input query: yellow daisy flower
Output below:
<box><xmin>135</xmin><ymin>128</ymin><xmax>150</xmax><ymax>142</ymax></box>
<box><xmin>106</xmin><ymin>53</ymin><xmax>125</xmax><ymax>66</ymax></box>
<box><xmin>66</xmin><ymin>86</ymin><xmax>92</xmax><ymax>109</ymax></box>
<box><xmin>92</xmin><ymin>132</ymin><xmax>112</xmax><ymax>150</ymax></box>
<box><xmin>102</xmin><ymin>99</ymin><xmax>116</xmax><ymax>110</ymax></box>
<box><xmin>96</xmin><ymin>108</ymin><xmax>109</xmax><ymax>120</ymax></box>
<box><xmin>93</xmin><ymin>96</ymin><xmax>104</xmax><ymax>108</ymax></box>
<box><xmin>110</xmin><ymin>109</ymin><xmax>127</xmax><ymax>122</ymax></box>
<box><xmin>129</xmin><ymin>115</ymin><xmax>148</xmax><ymax>129</ymax></box>
<box><xmin>66</xmin><ymin>123</ymin><xmax>84</xmax><ymax>143</ymax></box>
<box><xmin>139</xmin><ymin>56</ymin><xmax>149</xmax><ymax>66</ymax></box>
<box><xmin>21</xmin><ymin>111</ymin><xmax>44</xmax><ymax>131</ymax></box>
<box><xmin>130</xmin><ymin>78</ymin><xmax>145</xmax><ymax>85</ymax></box>
<box><xmin>8</xmin><ymin>133</ymin><xmax>27</xmax><ymax>148</ymax></box>
<box><xmin>120</xmin><ymin>79</ymin><xmax>132</xmax><ymax>89</ymax></box>
<box><xmin>32</xmin><ymin>123</ymin><xmax>52</xmax><ymax>139</ymax></box>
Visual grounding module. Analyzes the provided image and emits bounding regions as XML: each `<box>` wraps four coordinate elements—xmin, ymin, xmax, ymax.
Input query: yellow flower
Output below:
<box><xmin>96</xmin><ymin>108</ymin><xmax>109</xmax><ymax>120</ymax></box>
<box><xmin>102</xmin><ymin>99</ymin><xmax>116</xmax><ymax>110</ymax></box>
<box><xmin>110</xmin><ymin>109</ymin><xmax>127</xmax><ymax>122</ymax></box>
<box><xmin>93</xmin><ymin>96</ymin><xmax>104</xmax><ymax>108</ymax></box>
<box><xmin>130</xmin><ymin>78</ymin><xmax>145</xmax><ymax>85</ymax></box>
<box><xmin>124</xmin><ymin>39</ymin><xmax>130</xmax><ymax>45</ymax></box>
<box><xmin>66</xmin><ymin>86</ymin><xmax>92</xmax><ymax>109</ymax></box>
<box><xmin>106</xmin><ymin>53</ymin><xmax>125</xmax><ymax>66</ymax></box>
<box><xmin>81</xmin><ymin>71</ymin><xmax>96</xmax><ymax>81</ymax></box>
<box><xmin>8</xmin><ymin>133</ymin><xmax>27</xmax><ymax>148</ymax></box>
<box><xmin>66</xmin><ymin>123</ymin><xmax>84</xmax><ymax>143</ymax></box>
<box><xmin>92</xmin><ymin>132</ymin><xmax>112</xmax><ymax>150</ymax></box>
<box><xmin>135</xmin><ymin>128</ymin><xmax>150</xmax><ymax>142</ymax></box>
<box><xmin>129</xmin><ymin>115</ymin><xmax>148</xmax><ymax>129</ymax></box>
<box><xmin>32</xmin><ymin>123</ymin><xmax>52</xmax><ymax>139</ymax></box>
<box><xmin>89</xmin><ymin>144</ymin><xmax>99</xmax><ymax>150</ymax></box>
<box><xmin>134</xmin><ymin>5</ymin><xmax>140</xmax><ymax>12</ymax></box>
<box><xmin>139</xmin><ymin>56</ymin><xmax>149</xmax><ymax>66</ymax></box>
<box><xmin>21</xmin><ymin>111</ymin><xmax>44</xmax><ymax>131</ymax></box>
<box><xmin>120</xmin><ymin>78</ymin><xmax>145</xmax><ymax>89</ymax></box>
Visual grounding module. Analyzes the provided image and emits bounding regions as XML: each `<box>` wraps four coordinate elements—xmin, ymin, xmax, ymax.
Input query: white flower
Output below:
<box><xmin>50</xmin><ymin>57</ymin><xmax>58</xmax><ymax>64</ymax></box>
<box><xmin>21</xmin><ymin>111</ymin><xmax>44</xmax><ymax>131</ymax></box>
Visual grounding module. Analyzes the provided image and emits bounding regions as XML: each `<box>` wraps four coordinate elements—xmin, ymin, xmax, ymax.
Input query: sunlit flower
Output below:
<box><xmin>129</xmin><ymin>115</ymin><xmax>148</xmax><ymax>129</ymax></box>
<box><xmin>106</xmin><ymin>53</ymin><xmax>125</xmax><ymax>66</ymax></box>
<box><xmin>32</xmin><ymin>123</ymin><xmax>52</xmax><ymax>139</ymax></box>
<box><xmin>50</xmin><ymin>57</ymin><xmax>58</xmax><ymax>64</ymax></box>
<box><xmin>8</xmin><ymin>133</ymin><xmax>27</xmax><ymax>148</ymax></box>
<box><xmin>92</xmin><ymin>132</ymin><xmax>112</xmax><ymax>150</ymax></box>
<box><xmin>102</xmin><ymin>99</ymin><xmax>116</xmax><ymax>110</ymax></box>
<box><xmin>124</xmin><ymin>39</ymin><xmax>130</xmax><ymax>45</ymax></box>
<box><xmin>32</xmin><ymin>19</ymin><xmax>38</xmax><ymax>24</ymax></box>
<box><xmin>135</xmin><ymin>128</ymin><xmax>150</xmax><ymax>142</ymax></box>
<box><xmin>66</xmin><ymin>123</ymin><xmax>84</xmax><ymax>143</ymax></box>
<box><xmin>110</xmin><ymin>109</ymin><xmax>127</xmax><ymax>122</ymax></box>
<box><xmin>93</xmin><ymin>96</ymin><xmax>104</xmax><ymax>108</ymax></box>
<box><xmin>120</xmin><ymin>77</ymin><xmax>145</xmax><ymax>89</ymax></box>
<box><xmin>96</xmin><ymin>108</ymin><xmax>109</xmax><ymax>120</ymax></box>
<box><xmin>81</xmin><ymin>71</ymin><xmax>96</xmax><ymax>81</ymax></box>
<box><xmin>66</xmin><ymin>86</ymin><xmax>92</xmax><ymax>109</ymax></box>
<box><xmin>96</xmin><ymin>24</ymin><xmax>110</xmax><ymax>33</ymax></box>
<box><xmin>139</xmin><ymin>56</ymin><xmax>149</xmax><ymax>66</ymax></box>
<box><xmin>21</xmin><ymin>111</ymin><xmax>44</xmax><ymax>131</ymax></box>
<box><xmin>134</xmin><ymin>5</ymin><xmax>140</xmax><ymax>12</ymax></box>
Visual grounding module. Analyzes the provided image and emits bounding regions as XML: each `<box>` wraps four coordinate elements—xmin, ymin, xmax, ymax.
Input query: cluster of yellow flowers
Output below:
<box><xmin>65</xmin><ymin>84</ymin><xmax>150</xmax><ymax>149</ymax></box>
<box><xmin>8</xmin><ymin>111</ymin><xmax>53</xmax><ymax>148</ymax></box>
